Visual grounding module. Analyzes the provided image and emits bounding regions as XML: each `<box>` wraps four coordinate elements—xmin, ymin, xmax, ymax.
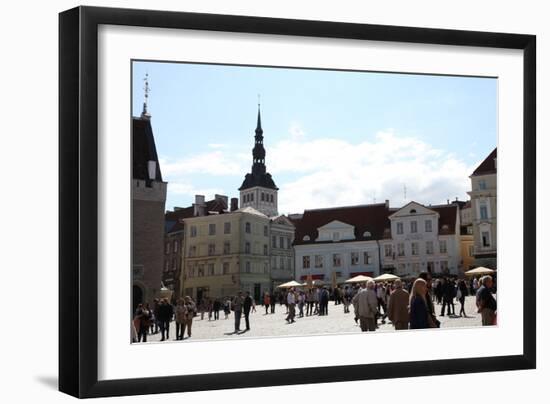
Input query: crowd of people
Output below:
<box><xmin>131</xmin><ymin>273</ymin><xmax>497</xmax><ymax>342</ymax></box>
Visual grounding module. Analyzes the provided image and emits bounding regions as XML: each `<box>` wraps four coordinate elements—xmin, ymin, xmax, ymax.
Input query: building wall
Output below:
<box><xmin>132</xmin><ymin>179</ymin><xmax>167</xmax><ymax>307</ymax></box>
<box><xmin>469</xmin><ymin>173</ymin><xmax>497</xmax><ymax>267</ymax></box>
<box><xmin>163</xmin><ymin>230</ymin><xmax>184</xmax><ymax>296</ymax></box>
<box><xmin>181</xmin><ymin>211</ymin><xmax>273</xmax><ymax>302</ymax></box>
<box><xmin>240</xmin><ymin>185</ymin><xmax>278</xmax><ymax>217</ymax></box>
<box><xmin>295</xmin><ymin>241</ymin><xmax>380</xmax><ymax>282</ymax></box>
<box><xmin>270</xmin><ymin>221</ymin><xmax>295</xmax><ymax>286</ymax></box>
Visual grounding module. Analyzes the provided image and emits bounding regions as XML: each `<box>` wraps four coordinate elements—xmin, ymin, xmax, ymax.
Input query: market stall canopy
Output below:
<box><xmin>374</xmin><ymin>273</ymin><xmax>400</xmax><ymax>282</ymax></box>
<box><xmin>465</xmin><ymin>267</ymin><xmax>496</xmax><ymax>276</ymax></box>
<box><xmin>277</xmin><ymin>280</ymin><xmax>303</xmax><ymax>289</ymax></box>
<box><xmin>344</xmin><ymin>275</ymin><xmax>374</xmax><ymax>284</ymax></box>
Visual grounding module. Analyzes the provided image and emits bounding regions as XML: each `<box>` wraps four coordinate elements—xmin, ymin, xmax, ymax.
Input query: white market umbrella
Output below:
<box><xmin>277</xmin><ymin>280</ymin><xmax>303</xmax><ymax>289</ymax></box>
<box><xmin>465</xmin><ymin>267</ymin><xmax>496</xmax><ymax>276</ymax></box>
<box><xmin>344</xmin><ymin>275</ymin><xmax>374</xmax><ymax>284</ymax></box>
<box><xmin>374</xmin><ymin>273</ymin><xmax>400</xmax><ymax>282</ymax></box>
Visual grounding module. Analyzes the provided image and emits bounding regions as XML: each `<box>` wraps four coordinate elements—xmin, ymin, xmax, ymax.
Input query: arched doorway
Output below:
<box><xmin>132</xmin><ymin>284</ymin><xmax>144</xmax><ymax>313</ymax></box>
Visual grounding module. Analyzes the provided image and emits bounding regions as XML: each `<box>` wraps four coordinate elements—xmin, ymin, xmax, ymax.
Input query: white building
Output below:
<box><xmin>292</xmin><ymin>203</ymin><xmax>389</xmax><ymax>283</ymax></box>
<box><xmin>379</xmin><ymin>201</ymin><xmax>461</xmax><ymax>277</ymax></box>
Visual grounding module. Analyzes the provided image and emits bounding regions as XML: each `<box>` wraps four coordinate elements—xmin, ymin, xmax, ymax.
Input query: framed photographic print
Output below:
<box><xmin>59</xmin><ymin>6</ymin><xmax>536</xmax><ymax>398</ymax></box>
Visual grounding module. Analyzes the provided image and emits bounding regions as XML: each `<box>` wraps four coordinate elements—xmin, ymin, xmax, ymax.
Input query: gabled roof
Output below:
<box><xmin>292</xmin><ymin>203</ymin><xmax>392</xmax><ymax>245</ymax></box>
<box><xmin>164</xmin><ymin>198</ymin><xmax>228</xmax><ymax>233</ymax></box>
<box><xmin>471</xmin><ymin>148</ymin><xmax>497</xmax><ymax>176</ymax></box>
<box><xmin>430</xmin><ymin>204</ymin><xmax>459</xmax><ymax>235</ymax></box>
<box><xmin>133</xmin><ymin>117</ymin><xmax>163</xmax><ymax>181</ymax></box>
<box><xmin>239</xmin><ymin>172</ymin><xmax>278</xmax><ymax>191</ymax></box>
<box><xmin>236</xmin><ymin>206</ymin><xmax>269</xmax><ymax>218</ymax></box>
<box><xmin>388</xmin><ymin>201</ymin><xmax>438</xmax><ymax>219</ymax></box>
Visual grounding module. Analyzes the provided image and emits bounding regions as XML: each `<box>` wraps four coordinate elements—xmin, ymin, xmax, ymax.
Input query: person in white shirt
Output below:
<box><xmin>285</xmin><ymin>288</ymin><xmax>296</xmax><ymax>323</ymax></box>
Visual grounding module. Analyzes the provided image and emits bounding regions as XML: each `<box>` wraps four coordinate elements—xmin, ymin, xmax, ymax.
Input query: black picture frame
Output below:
<box><xmin>59</xmin><ymin>6</ymin><xmax>536</xmax><ymax>399</ymax></box>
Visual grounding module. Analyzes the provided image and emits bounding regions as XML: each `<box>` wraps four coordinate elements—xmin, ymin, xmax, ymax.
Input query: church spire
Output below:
<box><xmin>252</xmin><ymin>102</ymin><xmax>266</xmax><ymax>175</ymax></box>
<box><xmin>141</xmin><ymin>73</ymin><xmax>151</xmax><ymax>120</ymax></box>
<box><xmin>256</xmin><ymin>96</ymin><xmax>263</xmax><ymax>136</ymax></box>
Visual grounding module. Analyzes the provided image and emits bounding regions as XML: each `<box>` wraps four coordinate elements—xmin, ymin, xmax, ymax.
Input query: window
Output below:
<box><xmin>245</xmin><ymin>262</ymin><xmax>251</xmax><ymax>273</ymax></box>
<box><xmin>263</xmin><ymin>244</ymin><xmax>268</xmax><ymax>256</ymax></box>
<box><xmin>272</xmin><ymin>235</ymin><xmax>277</xmax><ymax>248</ymax></box>
<box><xmin>165</xmin><ymin>243</ymin><xmax>170</xmax><ymax>254</ymax></box>
<box><xmin>173</xmin><ymin>240</ymin><xmax>178</xmax><ymax>252</ymax></box>
<box><xmin>440</xmin><ymin>261</ymin><xmax>449</xmax><ymax>272</ymax></box>
<box><xmin>425</xmin><ymin>220</ymin><xmax>432</xmax><ymax>232</ymax></box>
<box><xmin>333</xmin><ymin>253</ymin><xmax>342</xmax><ymax>267</ymax></box>
<box><xmin>411</xmin><ymin>242</ymin><xmax>419</xmax><ymax>256</ymax></box>
<box><xmin>287</xmin><ymin>238</ymin><xmax>291</xmax><ymax>249</ymax></box>
<box><xmin>467</xmin><ymin>226</ymin><xmax>473</xmax><ymax>235</ymax></box>
<box><xmin>198</xmin><ymin>264</ymin><xmax>204</xmax><ymax>277</ymax></box>
<box><xmin>397</xmin><ymin>243</ymin><xmax>405</xmax><ymax>256</ymax></box>
<box><xmin>224</xmin><ymin>222</ymin><xmax>231</xmax><ymax>234</ymax></box>
<box><xmin>188</xmin><ymin>245</ymin><xmax>197</xmax><ymax>257</ymax></box>
<box><xmin>351</xmin><ymin>252</ymin><xmax>359</xmax><ymax>265</ymax></box>
<box><xmin>264</xmin><ymin>225</ymin><xmax>268</xmax><ymax>236</ymax></box>
<box><xmin>384</xmin><ymin>244</ymin><xmax>393</xmax><ymax>257</ymax></box>
<box><xmin>333</xmin><ymin>232</ymin><xmax>340</xmax><ymax>241</ymax></box>
<box><xmin>364</xmin><ymin>252</ymin><xmax>373</xmax><ymax>265</ymax></box>
<box><xmin>250</xmin><ymin>193</ymin><xmax>254</xmax><ymax>201</ymax></box>
<box><xmin>303</xmin><ymin>256</ymin><xmax>310</xmax><ymax>269</ymax></box>
<box><xmin>410</xmin><ymin>221</ymin><xmax>418</xmax><ymax>233</ymax></box>
<box><xmin>189</xmin><ymin>266</ymin><xmax>195</xmax><ymax>278</ymax></box>
<box><xmin>190</xmin><ymin>226</ymin><xmax>197</xmax><ymax>237</ymax></box>
<box><xmin>245</xmin><ymin>222</ymin><xmax>251</xmax><ymax>233</ymax></box>
<box><xmin>480</xmin><ymin>203</ymin><xmax>488</xmax><ymax>220</ymax></box>
<box><xmin>208</xmin><ymin>243</ymin><xmax>215</xmax><ymax>256</ymax></box>
<box><xmin>439</xmin><ymin>240</ymin><xmax>447</xmax><ymax>254</ymax></box>
<box><xmin>280</xmin><ymin>236</ymin><xmax>285</xmax><ymax>248</ymax></box>
<box><xmin>280</xmin><ymin>256</ymin><xmax>285</xmax><ymax>269</ymax></box>
<box><xmin>261</xmin><ymin>192</ymin><xmax>265</xmax><ymax>201</ymax></box>
<box><xmin>172</xmin><ymin>258</ymin><xmax>177</xmax><ymax>270</ymax></box>
<box><xmin>303</xmin><ymin>235</ymin><xmax>310</xmax><ymax>241</ymax></box>
<box><xmin>270</xmin><ymin>194</ymin><xmax>274</xmax><ymax>203</ymax></box>
<box><xmin>164</xmin><ymin>260</ymin><xmax>169</xmax><ymax>271</ymax></box>
<box><xmin>223</xmin><ymin>262</ymin><xmax>230</xmax><ymax>274</ymax></box>
<box><xmin>479</xmin><ymin>180</ymin><xmax>487</xmax><ymax>190</ymax></box>
<box><xmin>264</xmin><ymin>262</ymin><xmax>269</xmax><ymax>274</ymax></box>
<box><xmin>315</xmin><ymin>255</ymin><xmax>324</xmax><ymax>268</ymax></box>
<box><xmin>482</xmin><ymin>231</ymin><xmax>491</xmax><ymax>247</ymax></box>
<box><xmin>468</xmin><ymin>245</ymin><xmax>474</xmax><ymax>257</ymax></box>
<box><xmin>223</xmin><ymin>241</ymin><xmax>230</xmax><ymax>255</ymax></box>
<box><xmin>208</xmin><ymin>223</ymin><xmax>216</xmax><ymax>235</ymax></box>
<box><xmin>396</xmin><ymin>222</ymin><xmax>403</xmax><ymax>235</ymax></box>
<box><xmin>427</xmin><ymin>261</ymin><xmax>434</xmax><ymax>273</ymax></box>
<box><xmin>426</xmin><ymin>241</ymin><xmax>434</xmax><ymax>255</ymax></box>
<box><xmin>412</xmin><ymin>263</ymin><xmax>420</xmax><ymax>274</ymax></box>
<box><xmin>287</xmin><ymin>258</ymin><xmax>292</xmax><ymax>270</ymax></box>
<box><xmin>208</xmin><ymin>263</ymin><xmax>215</xmax><ymax>276</ymax></box>
<box><xmin>245</xmin><ymin>241</ymin><xmax>251</xmax><ymax>254</ymax></box>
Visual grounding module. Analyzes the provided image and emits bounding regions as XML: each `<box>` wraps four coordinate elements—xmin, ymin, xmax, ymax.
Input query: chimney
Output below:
<box><xmin>447</xmin><ymin>199</ymin><xmax>450</xmax><ymax>205</ymax></box>
<box><xmin>230</xmin><ymin>197</ymin><xmax>238</xmax><ymax>212</ymax></box>
<box><xmin>193</xmin><ymin>195</ymin><xmax>206</xmax><ymax>216</ymax></box>
<box><xmin>215</xmin><ymin>194</ymin><xmax>229</xmax><ymax>209</ymax></box>
<box><xmin>385</xmin><ymin>199</ymin><xmax>389</xmax><ymax>208</ymax></box>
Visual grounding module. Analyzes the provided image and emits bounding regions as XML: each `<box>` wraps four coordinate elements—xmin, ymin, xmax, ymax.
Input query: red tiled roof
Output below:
<box><xmin>472</xmin><ymin>148</ymin><xmax>497</xmax><ymax>176</ymax></box>
<box><xmin>292</xmin><ymin>203</ymin><xmax>392</xmax><ymax>245</ymax></box>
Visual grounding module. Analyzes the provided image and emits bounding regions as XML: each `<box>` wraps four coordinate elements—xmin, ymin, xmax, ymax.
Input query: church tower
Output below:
<box><xmin>239</xmin><ymin>104</ymin><xmax>279</xmax><ymax>217</ymax></box>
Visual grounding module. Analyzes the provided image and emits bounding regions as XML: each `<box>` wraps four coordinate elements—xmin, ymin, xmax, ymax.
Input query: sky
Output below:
<box><xmin>132</xmin><ymin>61</ymin><xmax>497</xmax><ymax>215</ymax></box>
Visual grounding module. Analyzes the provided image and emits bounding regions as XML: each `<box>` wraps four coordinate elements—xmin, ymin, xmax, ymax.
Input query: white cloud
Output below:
<box><xmin>159</xmin><ymin>151</ymin><xmax>247</xmax><ymax>177</ymax></box>
<box><xmin>271</xmin><ymin>130</ymin><xmax>476</xmax><ymax>214</ymax></box>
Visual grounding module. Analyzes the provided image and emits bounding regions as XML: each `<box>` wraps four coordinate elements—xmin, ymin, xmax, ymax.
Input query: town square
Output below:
<box><xmin>131</xmin><ymin>63</ymin><xmax>497</xmax><ymax>343</ymax></box>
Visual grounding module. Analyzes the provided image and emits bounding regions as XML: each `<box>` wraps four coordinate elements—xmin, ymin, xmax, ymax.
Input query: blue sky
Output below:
<box><xmin>132</xmin><ymin>61</ymin><xmax>496</xmax><ymax>214</ymax></box>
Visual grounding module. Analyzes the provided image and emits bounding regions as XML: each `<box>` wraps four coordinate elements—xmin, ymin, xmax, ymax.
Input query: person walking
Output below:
<box><xmin>298</xmin><ymin>291</ymin><xmax>305</xmax><ymax>317</ymax></box>
<box><xmin>305</xmin><ymin>289</ymin><xmax>314</xmax><ymax>316</ymax></box>
<box><xmin>181</xmin><ymin>296</ymin><xmax>196</xmax><ymax>339</ymax></box>
<box><xmin>232</xmin><ymin>291</ymin><xmax>244</xmax><ymax>332</ymax></box>
<box><xmin>243</xmin><ymin>291</ymin><xmax>255</xmax><ymax>331</ymax></box>
<box><xmin>175</xmin><ymin>298</ymin><xmax>186</xmax><ymax>340</ymax></box>
<box><xmin>409</xmin><ymin>278</ymin><xmax>435</xmax><ymax>329</ymax></box>
<box><xmin>263</xmin><ymin>292</ymin><xmax>271</xmax><ymax>315</ymax></box>
<box><xmin>134</xmin><ymin>303</ymin><xmax>151</xmax><ymax>342</ymax></box>
<box><xmin>457</xmin><ymin>280</ymin><xmax>468</xmax><ymax>317</ymax></box>
<box><xmin>387</xmin><ymin>279</ymin><xmax>410</xmax><ymax>330</ymax></box>
<box><xmin>286</xmin><ymin>287</ymin><xmax>297</xmax><ymax>323</ymax></box>
<box><xmin>270</xmin><ymin>291</ymin><xmax>277</xmax><ymax>314</ymax></box>
<box><xmin>352</xmin><ymin>281</ymin><xmax>378</xmax><ymax>332</ymax></box>
<box><xmin>476</xmin><ymin>275</ymin><xmax>497</xmax><ymax>325</ymax></box>
<box><xmin>212</xmin><ymin>298</ymin><xmax>221</xmax><ymax>320</ymax></box>
<box><xmin>157</xmin><ymin>298</ymin><xmax>174</xmax><ymax>341</ymax></box>
<box><xmin>223</xmin><ymin>297</ymin><xmax>231</xmax><ymax>319</ymax></box>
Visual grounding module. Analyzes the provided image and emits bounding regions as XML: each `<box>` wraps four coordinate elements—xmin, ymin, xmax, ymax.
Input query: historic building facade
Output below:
<box><xmin>269</xmin><ymin>215</ymin><xmax>295</xmax><ymax>288</ymax></box>
<box><xmin>468</xmin><ymin>148</ymin><xmax>497</xmax><ymax>268</ymax></box>
<box><xmin>132</xmin><ymin>101</ymin><xmax>167</xmax><ymax>311</ymax></box>
<box><xmin>379</xmin><ymin>202</ymin><xmax>461</xmax><ymax>277</ymax></box>
<box><xmin>292</xmin><ymin>203</ymin><xmax>390</xmax><ymax>283</ymax></box>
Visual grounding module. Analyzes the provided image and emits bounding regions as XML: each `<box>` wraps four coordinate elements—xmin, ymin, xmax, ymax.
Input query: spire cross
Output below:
<box><xmin>141</xmin><ymin>73</ymin><xmax>151</xmax><ymax>118</ymax></box>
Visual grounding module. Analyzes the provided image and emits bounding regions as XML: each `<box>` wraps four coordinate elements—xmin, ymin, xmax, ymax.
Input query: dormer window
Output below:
<box><xmin>363</xmin><ymin>231</ymin><xmax>371</xmax><ymax>237</ymax></box>
<box><xmin>303</xmin><ymin>235</ymin><xmax>310</xmax><ymax>241</ymax></box>
<box><xmin>410</xmin><ymin>209</ymin><xmax>417</xmax><ymax>214</ymax></box>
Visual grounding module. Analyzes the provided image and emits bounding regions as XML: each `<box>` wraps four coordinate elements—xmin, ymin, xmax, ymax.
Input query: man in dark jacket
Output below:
<box><xmin>157</xmin><ymin>298</ymin><xmax>174</xmax><ymax>341</ymax></box>
<box><xmin>243</xmin><ymin>291</ymin><xmax>255</xmax><ymax>331</ymax></box>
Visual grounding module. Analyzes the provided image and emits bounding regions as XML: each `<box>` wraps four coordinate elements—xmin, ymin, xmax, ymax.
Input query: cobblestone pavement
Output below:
<box><xmin>141</xmin><ymin>295</ymin><xmax>488</xmax><ymax>343</ymax></box>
